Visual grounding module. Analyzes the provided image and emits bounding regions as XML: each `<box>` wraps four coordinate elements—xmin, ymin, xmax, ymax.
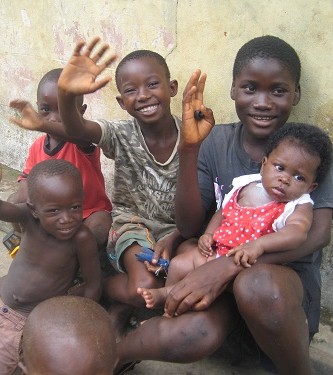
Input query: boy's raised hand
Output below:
<box><xmin>9</xmin><ymin>100</ymin><xmax>44</xmax><ymax>131</ymax></box>
<box><xmin>180</xmin><ymin>70</ymin><xmax>215</xmax><ymax>148</ymax></box>
<box><xmin>58</xmin><ymin>36</ymin><xmax>117</xmax><ymax>95</ymax></box>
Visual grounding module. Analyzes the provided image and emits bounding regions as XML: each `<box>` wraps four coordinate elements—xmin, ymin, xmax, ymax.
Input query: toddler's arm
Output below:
<box><xmin>227</xmin><ymin>203</ymin><xmax>314</xmax><ymax>267</ymax></box>
<box><xmin>0</xmin><ymin>171</ymin><xmax>30</xmax><ymax>223</ymax></box>
<box><xmin>73</xmin><ymin>225</ymin><xmax>102</xmax><ymax>301</ymax></box>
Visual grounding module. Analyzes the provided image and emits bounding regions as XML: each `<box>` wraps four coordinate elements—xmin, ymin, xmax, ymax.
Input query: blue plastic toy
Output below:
<box><xmin>135</xmin><ymin>246</ymin><xmax>170</xmax><ymax>269</ymax></box>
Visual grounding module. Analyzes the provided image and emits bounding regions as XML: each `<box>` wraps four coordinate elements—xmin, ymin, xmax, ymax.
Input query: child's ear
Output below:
<box><xmin>293</xmin><ymin>84</ymin><xmax>301</xmax><ymax>106</ymax></box>
<box><xmin>169</xmin><ymin>80</ymin><xmax>178</xmax><ymax>97</ymax></box>
<box><xmin>80</xmin><ymin>104</ymin><xmax>87</xmax><ymax>115</ymax></box>
<box><xmin>116</xmin><ymin>96</ymin><xmax>126</xmax><ymax>110</ymax></box>
<box><xmin>26</xmin><ymin>200</ymin><xmax>38</xmax><ymax>219</ymax></box>
<box><xmin>260</xmin><ymin>156</ymin><xmax>268</xmax><ymax>175</ymax></box>
<box><xmin>230</xmin><ymin>82</ymin><xmax>236</xmax><ymax>100</ymax></box>
<box><xmin>308</xmin><ymin>181</ymin><xmax>318</xmax><ymax>193</ymax></box>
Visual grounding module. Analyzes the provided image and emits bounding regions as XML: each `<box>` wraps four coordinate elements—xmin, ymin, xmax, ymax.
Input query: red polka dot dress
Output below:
<box><xmin>213</xmin><ymin>187</ymin><xmax>287</xmax><ymax>257</ymax></box>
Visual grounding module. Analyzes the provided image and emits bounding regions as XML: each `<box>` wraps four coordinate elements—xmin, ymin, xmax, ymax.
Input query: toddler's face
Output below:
<box><xmin>30</xmin><ymin>174</ymin><xmax>83</xmax><ymax>240</ymax></box>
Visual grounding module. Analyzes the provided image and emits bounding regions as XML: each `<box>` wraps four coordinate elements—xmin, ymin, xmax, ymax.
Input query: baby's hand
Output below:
<box><xmin>198</xmin><ymin>233</ymin><xmax>215</xmax><ymax>258</ymax></box>
<box><xmin>9</xmin><ymin>100</ymin><xmax>44</xmax><ymax>131</ymax></box>
<box><xmin>227</xmin><ymin>242</ymin><xmax>264</xmax><ymax>268</ymax></box>
<box><xmin>58</xmin><ymin>36</ymin><xmax>117</xmax><ymax>96</ymax></box>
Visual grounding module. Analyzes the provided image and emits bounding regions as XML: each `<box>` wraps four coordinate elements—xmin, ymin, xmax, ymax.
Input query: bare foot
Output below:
<box><xmin>137</xmin><ymin>287</ymin><xmax>168</xmax><ymax>309</ymax></box>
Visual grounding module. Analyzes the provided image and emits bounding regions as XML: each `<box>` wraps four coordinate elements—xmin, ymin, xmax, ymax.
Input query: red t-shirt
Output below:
<box><xmin>19</xmin><ymin>135</ymin><xmax>112</xmax><ymax>218</ymax></box>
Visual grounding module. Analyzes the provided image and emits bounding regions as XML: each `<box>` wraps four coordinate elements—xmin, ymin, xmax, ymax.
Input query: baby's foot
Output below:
<box><xmin>137</xmin><ymin>287</ymin><xmax>168</xmax><ymax>309</ymax></box>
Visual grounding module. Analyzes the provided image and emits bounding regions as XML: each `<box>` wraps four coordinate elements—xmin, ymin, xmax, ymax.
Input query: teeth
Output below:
<box><xmin>252</xmin><ymin>116</ymin><xmax>273</xmax><ymax>120</ymax></box>
<box><xmin>139</xmin><ymin>105</ymin><xmax>158</xmax><ymax>113</ymax></box>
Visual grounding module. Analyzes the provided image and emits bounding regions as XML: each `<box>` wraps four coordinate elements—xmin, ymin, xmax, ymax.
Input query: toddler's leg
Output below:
<box><xmin>166</xmin><ymin>245</ymin><xmax>208</xmax><ymax>286</ymax></box>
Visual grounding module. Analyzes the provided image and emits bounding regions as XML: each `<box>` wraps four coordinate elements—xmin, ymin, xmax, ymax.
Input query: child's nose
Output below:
<box><xmin>59</xmin><ymin>210</ymin><xmax>73</xmax><ymax>223</ymax></box>
<box><xmin>279</xmin><ymin>174</ymin><xmax>290</xmax><ymax>185</ymax></box>
<box><xmin>137</xmin><ymin>87</ymin><xmax>150</xmax><ymax>101</ymax></box>
<box><xmin>253</xmin><ymin>93</ymin><xmax>272</xmax><ymax>109</ymax></box>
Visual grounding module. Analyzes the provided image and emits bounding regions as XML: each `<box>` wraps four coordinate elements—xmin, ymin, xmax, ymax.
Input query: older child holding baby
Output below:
<box><xmin>139</xmin><ymin>123</ymin><xmax>332</xmax><ymax>310</ymax></box>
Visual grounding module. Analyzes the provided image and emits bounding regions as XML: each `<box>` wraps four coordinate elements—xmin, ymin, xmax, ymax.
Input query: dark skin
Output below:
<box><xmin>18</xmin><ymin>296</ymin><xmax>115</xmax><ymax>375</ymax></box>
<box><xmin>112</xmin><ymin>61</ymin><xmax>332</xmax><ymax>374</ymax></box>
<box><xmin>8</xmin><ymin>79</ymin><xmax>112</xmax><ymax>250</ymax></box>
<box><xmin>10</xmin><ymin>37</ymin><xmax>183</xmax><ymax>307</ymax></box>
<box><xmin>58</xmin><ymin>37</ymin><xmax>181</xmax><ymax>307</ymax></box>
<box><xmin>0</xmin><ymin>173</ymin><xmax>101</xmax><ymax>317</ymax></box>
<box><xmin>138</xmin><ymin>140</ymin><xmax>320</xmax><ymax>309</ymax></box>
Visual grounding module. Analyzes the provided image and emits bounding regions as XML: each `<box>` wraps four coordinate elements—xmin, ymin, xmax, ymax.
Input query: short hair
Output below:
<box><xmin>27</xmin><ymin>159</ymin><xmax>82</xmax><ymax>203</ymax></box>
<box><xmin>264</xmin><ymin>123</ymin><xmax>332</xmax><ymax>183</ymax></box>
<box><xmin>22</xmin><ymin>296</ymin><xmax>116</xmax><ymax>373</ymax></box>
<box><xmin>37</xmin><ymin>68</ymin><xmax>84</xmax><ymax>106</ymax></box>
<box><xmin>115</xmin><ymin>50</ymin><xmax>170</xmax><ymax>90</ymax></box>
<box><xmin>233</xmin><ymin>35</ymin><xmax>301</xmax><ymax>86</ymax></box>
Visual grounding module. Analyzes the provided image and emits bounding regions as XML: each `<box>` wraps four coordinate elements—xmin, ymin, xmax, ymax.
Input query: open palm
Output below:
<box><xmin>58</xmin><ymin>36</ymin><xmax>117</xmax><ymax>95</ymax></box>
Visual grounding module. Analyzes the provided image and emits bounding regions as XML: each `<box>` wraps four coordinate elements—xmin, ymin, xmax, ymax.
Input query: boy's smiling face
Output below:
<box><xmin>29</xmin><ymin>174</ymin><xmax>83</xmax><ymax>241</ymax></box>
<box><xmin>230</xmin><ymin>57</ymin><xmax>300</xmax><ymax>140</ymax></box>
<box><xmin>116</xmin><ymin>57</ymin><xmax>178</xmax><ymax>125</ymax></box>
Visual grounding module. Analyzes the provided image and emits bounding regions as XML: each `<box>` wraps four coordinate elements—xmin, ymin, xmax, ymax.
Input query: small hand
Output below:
<box><xmin>227</xmin><ymin>243</ymin><xmax>263</xmax><ymax>268</ymax></box>
<box><xmin>9</xmin><ymin>100</ymin><xmax>44</xmax><ymax>131</ymax></box>
<box><xmin>58</xmin><ymin>36</ymin><xmax>117</xmax><ymax>96</ymax></box>
<box><xmin>198</xmin><ymin>233</ymin><xmax>215</xmax><ymax>257</ymax></box>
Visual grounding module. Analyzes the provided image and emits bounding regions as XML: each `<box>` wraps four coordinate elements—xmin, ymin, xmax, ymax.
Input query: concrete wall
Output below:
<box><xmin>0</xmin><ymin>1</ymin><xmax>332</xmax><ymax>309</ymax></box>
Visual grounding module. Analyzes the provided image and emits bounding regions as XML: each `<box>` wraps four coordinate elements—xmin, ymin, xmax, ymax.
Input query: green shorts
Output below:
<box><xmin>107</xmin><ymin>213</ymin><xmax>176</xmax><ymax>273</ymax></box>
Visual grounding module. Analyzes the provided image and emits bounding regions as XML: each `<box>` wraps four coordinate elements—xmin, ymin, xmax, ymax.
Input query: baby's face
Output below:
<box><xmin>261</xmin><ymin>141</ymin><xmax>319</xmax><ymax>202</ymax></box>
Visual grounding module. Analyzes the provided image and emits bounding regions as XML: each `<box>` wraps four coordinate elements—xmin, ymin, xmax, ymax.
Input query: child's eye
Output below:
<box><xmin>148</xmin><ymin>81</ymin><xmax>159</xmax><ymax>88</ymax></box>
<box><xmin>46</xmin><ymin>208</ymin><xmax>59</xmax><ymax>214</ymax></box>
<box><xmin>123</xmin><ymin>88</ymin><xmax>135</xmax><ymax>94</ymax></box>
<box><xmin>294</xmin><ymin>175</ymin><xmax>305</xmax><ymax>182</ymax></box>
<box><xmin>272</xmin><ymin>87</ymin><xmax>286</xmax><ymax>95</ymax></box>
<box><xmin>243</xmin><ymin>85</ymin><xmax>255</xmax><ymax>93</ymax></box>
<box><xmin>71</xmin><ymin>205</ymin><xmax>82</xmax><ymax>211</ymax></box>
<box><xmin>38</xmin><ymin>106</ymin><xmax>50</xmax><ymax>114</ymax></box>
<box><xmin>274</xmin><ymin>164</ymin><xmax>283</xmax><ymax>172</ymax></box>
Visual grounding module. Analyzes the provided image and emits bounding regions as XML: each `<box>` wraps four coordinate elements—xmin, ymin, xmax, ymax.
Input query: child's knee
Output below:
<box><xmin>233</xmin><ymin>265</ymin><xmax>289</xmax><ymax>323</ymax></box>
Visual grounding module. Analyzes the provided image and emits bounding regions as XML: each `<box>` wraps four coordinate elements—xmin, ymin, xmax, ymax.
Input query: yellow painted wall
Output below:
<box><xmin>0</xmin><ymin>0</ymin><xmax>332</xmax><ymax>187</ymax></box>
